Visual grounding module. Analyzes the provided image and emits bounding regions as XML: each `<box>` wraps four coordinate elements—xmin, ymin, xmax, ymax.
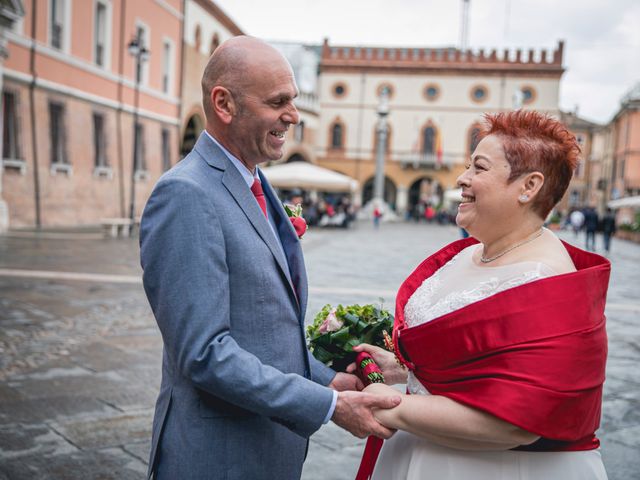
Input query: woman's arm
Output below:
<box><xmin>365</xmin><ymin>383</ymin><xmax>540</xmax><ymax>450</ymax></box>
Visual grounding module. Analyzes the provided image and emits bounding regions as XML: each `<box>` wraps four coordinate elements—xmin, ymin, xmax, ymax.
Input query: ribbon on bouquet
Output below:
<box><xmin>355</xmin><ymin>437</ymin><xmax>384</xmax><ymax>480</ymax></box>
<box><xmin>355</xmin><ymin>352</ymin><xmax>385</xmax><ymax>385</ymax></box>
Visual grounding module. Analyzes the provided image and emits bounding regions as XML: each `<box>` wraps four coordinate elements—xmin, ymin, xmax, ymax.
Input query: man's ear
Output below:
<box><xmin>521</xmin><ymin>171</ymin><xmax>545</xmax><ymax>201</ymax></box>
<box><xmin>211</xmin><ymin>86</ymin><xmax>235</xmax><ymax>125</ymax></box>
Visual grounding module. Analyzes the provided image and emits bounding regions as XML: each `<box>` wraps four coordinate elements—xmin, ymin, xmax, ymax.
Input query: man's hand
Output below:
<box><xmin>329</xmin><ymin>372</ymin><xmax>364</xmax><ymax>392</ymax></box>
<box><xmin>331</xmin><ymin>391</ymin><xmax>401</xmax><ymax>439</ymax></box>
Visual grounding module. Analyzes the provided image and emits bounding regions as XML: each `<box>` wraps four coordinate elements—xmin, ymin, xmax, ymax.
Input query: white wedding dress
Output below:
<box><xmin>372</xmin><ymin>245</ymin><xmax>608</xmax><ymax>480</ymax></box>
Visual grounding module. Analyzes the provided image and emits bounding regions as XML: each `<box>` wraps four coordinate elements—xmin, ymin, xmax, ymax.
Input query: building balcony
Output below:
<box><xmin>395</xmin><ymin>152</ymin><xmax>452</xmax><ymax>170</ymax></box>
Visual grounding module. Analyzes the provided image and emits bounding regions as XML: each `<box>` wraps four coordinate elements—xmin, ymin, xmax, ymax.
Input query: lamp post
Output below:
<box><xmin>373</xmin><ymin>87</ymin><xmax>390</xmax><ymax>205</ymax></box>
<box><xmin>127</xmin><ymin>33</ymin><xmax>149</xmax><ymax>226</ymax></box>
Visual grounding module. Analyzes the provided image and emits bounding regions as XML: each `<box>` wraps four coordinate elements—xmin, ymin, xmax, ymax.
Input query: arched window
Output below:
<box><xmin>181</xmin><ymin>113</ymin><xmax>204</xmax><ymax>157</ymax></box>
<box><xmin>331</xmin><ymin>123</ymin><xmax>343</xmax><ymax>149</ymax></box>
<box><xmin>210</xmin><ymin>33</ymin><xmax>220</xmax><ymax>55</ymax></box>
<box><xmin>469</xmin><ymin>126</ymin><xmax>481</xmax><ymax>155</ymax></box>
<box><xmin>422</xmin><ymin>126</ymin><xmax>435</xmax><ymax>155</ymax></box>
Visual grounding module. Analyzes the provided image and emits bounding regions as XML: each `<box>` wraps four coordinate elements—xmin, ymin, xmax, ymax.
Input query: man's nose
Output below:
<box><xmin>283</xmin><ymin>103</ymin><xmax>300</xmax><ymax>125</ymax></box>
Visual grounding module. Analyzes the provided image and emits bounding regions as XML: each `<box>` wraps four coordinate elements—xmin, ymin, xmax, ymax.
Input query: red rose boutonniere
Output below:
<box><xmin>284</xmin><ymin>203</ymin><xmax>307</xmax><ymax>239</ymax></box>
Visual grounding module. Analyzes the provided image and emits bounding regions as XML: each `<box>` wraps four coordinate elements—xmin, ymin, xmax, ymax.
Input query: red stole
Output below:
<box><xmin>356</xmin><ymin>238</ymin><xmax>610</xmax><ymax>480</ymax></box>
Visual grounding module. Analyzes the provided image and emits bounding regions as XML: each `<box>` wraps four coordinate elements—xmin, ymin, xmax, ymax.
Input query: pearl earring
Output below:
<box><xmin>519</xmin><ymin>194</ymin><xmax>529</xmax><ymax>202</ymax></box>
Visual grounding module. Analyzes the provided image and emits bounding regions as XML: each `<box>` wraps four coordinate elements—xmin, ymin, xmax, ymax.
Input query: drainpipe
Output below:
<box><xmin>175</xmin><ymin>0</ymin><xmax>186</xmax><ymax>163</ymax></box>
<box><xmin>28</xmin><ymin>0</ymin><xmax>41</xmax><ymax>228</ymax></box>
<box><xmin>115</xmin><ymin>0</ymin><xmax>127</xmax><ymax>217</ymax></box>
<box><xmin>0</xmin><ymin>34</ymin><xmax>7</xmax><ymax>232</ymax></box>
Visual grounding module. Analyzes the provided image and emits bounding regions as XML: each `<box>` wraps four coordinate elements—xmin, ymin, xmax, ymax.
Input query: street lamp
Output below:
<box><xmin>373</xmin><ymin>87</ymin><xmax>390</xmax><ymax>205</ymax></box>
<box><xmin>127</xmin><ymin>33</ymin><xmax>149</xmax><ymax>226</ymax></box>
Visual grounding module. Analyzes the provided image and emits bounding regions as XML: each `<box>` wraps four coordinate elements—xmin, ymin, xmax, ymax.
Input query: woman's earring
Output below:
<box><xmin>519</xmin><ymin>194</ymin><xmax>529</xmax><ymax>203</ymax></box>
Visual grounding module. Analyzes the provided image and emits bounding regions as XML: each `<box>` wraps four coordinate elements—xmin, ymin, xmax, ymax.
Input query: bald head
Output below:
<box><xmin>201</xmin><ymin>36</ymin><xmax>292</xmax><ymax>121</ymax></box>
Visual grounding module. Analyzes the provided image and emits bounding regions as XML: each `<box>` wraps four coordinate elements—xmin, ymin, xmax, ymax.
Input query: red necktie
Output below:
<box><xmin>251</xmin><ymin>178</ymin><xmax>267</xmax><ymax>218</ymax></box>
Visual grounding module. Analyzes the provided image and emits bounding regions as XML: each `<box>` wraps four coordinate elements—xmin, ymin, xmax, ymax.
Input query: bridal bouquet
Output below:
<box><xmin>306</xmin><ymin>304</ymin><xmax>393</xmax><ymax>384</ymax></box>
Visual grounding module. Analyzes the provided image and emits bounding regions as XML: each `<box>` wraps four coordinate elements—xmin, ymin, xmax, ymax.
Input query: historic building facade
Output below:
<box><xmin>585</xmin><ymin>123</ymin><xmax>614</xmax><ymax>213</ymax></box>
<box><xmin>0</xmin><ymin>0</ymin><xmax>25</xmax><ymax>232</ymax></box>
<box><xmin>1</xmin><ymin>0</ymin><xmax>633</xmax><ymax>229</ymax></box>
<box><xmin>558</xmin><ymin>111</ymin><xmax>600</xmax><ymax>213</ymax></box>
<box><xmin>179</xmin><ymin>0</ymin><xmax>242</xmax><ymax>156</ymax></box>
<box><xmin>610</xmin><ymin>84</ymin><xmax>640</xmax><ymax>200</ymax></box>
<box><xmin>1</xmin><ymin>0</ymin><xmax>182</xmax><ymax>228</ymax></box>
<box><xmin>315</xmin><ymin>39</ymin><xmax>565</xmax><ymax>214</ymax></box>
<box><xmin>606</xmin><ymin>83</ymin><xmax>640</xmax><ymax>224</ymax></box>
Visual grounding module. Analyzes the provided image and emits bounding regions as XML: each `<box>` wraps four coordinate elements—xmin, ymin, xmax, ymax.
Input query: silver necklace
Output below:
<box><xmin>480</xmin><ymin>228</ymin><xmax>544</xmax><ymax>263</ymax></box>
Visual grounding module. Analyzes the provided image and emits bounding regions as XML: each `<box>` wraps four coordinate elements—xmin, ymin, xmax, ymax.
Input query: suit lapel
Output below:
<box><xmin>195</xmin><ymin>132</ymin><xmax>302</xmax><ymax>313</ymax></box>
<box><xmin>261</xmin><ymin>171</ymin><xmax>308</xmax><ymax>319</ymax></box>
<box><xmin>221</xmin><ymin>168</ymin><xmax>295</xmax><ymax>289</ymax></box>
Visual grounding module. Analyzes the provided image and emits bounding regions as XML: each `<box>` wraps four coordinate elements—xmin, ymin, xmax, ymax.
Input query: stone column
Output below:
<box><xmin>373</xmin><ymin>88</ymin><xmax>389</xmax><ymax>205</ymax></box>
<box><xmin>396</xmin><ymin>185</ymin><xmax>408</xmax><ymax>218</ymax></box>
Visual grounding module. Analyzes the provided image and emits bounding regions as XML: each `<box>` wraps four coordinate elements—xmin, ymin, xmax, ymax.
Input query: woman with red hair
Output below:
<box><xmin>353</xmin><ymin>110</ymin><xmax>609</xmax><ymax>479</ymax></box>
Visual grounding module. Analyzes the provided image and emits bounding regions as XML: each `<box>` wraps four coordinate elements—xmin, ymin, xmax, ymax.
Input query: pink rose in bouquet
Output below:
<box><xmin>318</xmin><ymin>308</ymin><xmax>343</xmax><ymax>334</ymax></box>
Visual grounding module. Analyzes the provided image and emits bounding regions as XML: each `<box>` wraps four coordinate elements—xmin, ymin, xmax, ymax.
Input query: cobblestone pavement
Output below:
<box><xmin>0</xmin><ymin>222</ymin><xmax>638</xmax><ymax>480</ymax></box>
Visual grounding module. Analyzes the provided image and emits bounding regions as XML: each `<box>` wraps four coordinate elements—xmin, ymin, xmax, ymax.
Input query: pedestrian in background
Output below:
<box><xmin>373</xmin><ymin>204</ymin><xmax>383</xmax><ymax>229</ymax></box>
<box><xmin>569</xmin><ymin>208</ymin><xmax>584</xmax><ymax>237</ymax></box>
<box><xmin>425</xmin><ymin>204</ymin><xmax>435</xmax><ymax>223</ymax></box>
<box><xmin>601</xmin><ymin>208</ymin><xmax>617</xmax><ymax>253</ymax></box>
<box><xmin>583</xmin><ymin>206</ymin><xmax>599</xmax><ymax>251</ymax></box>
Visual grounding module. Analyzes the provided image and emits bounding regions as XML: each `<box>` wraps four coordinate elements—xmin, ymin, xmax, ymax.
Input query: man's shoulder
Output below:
<box><xmin>166</xmin><ymin>148</ymin><xmax>221</xmax><ymax>182</ymax></box>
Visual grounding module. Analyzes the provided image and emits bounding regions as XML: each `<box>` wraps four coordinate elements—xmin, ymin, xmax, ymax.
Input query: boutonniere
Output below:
<box><xmin>284</xmin><ymin>203</ymin><xmax>308</xmax><ymax>239</ymax></box>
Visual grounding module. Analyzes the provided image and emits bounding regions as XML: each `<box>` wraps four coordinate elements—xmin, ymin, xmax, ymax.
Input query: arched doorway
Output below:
<box><xmin>181</xmin><ymin>114</ymin><xmax>204</xmax><ymax>158</ymax></box>
<box><xmin>362</xmin><ymin>176</ymin><xmax>397</xmax><ymax>210</ymax></box>
<box><xmin>408</xmin><ymin>177</ymin><xmax>444</xmax><ymax>221</ymax></box>
<box><xmin>286</xmin><ymin>153</ymin><xmax>308</xmax><ymax>163</ymax></box>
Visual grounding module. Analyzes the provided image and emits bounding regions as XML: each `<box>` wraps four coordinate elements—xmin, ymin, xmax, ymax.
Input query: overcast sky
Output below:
<box><xmin>214</xmin><ymin>0</ymin><xmax>640</xmax><ymax>124</ymax></box>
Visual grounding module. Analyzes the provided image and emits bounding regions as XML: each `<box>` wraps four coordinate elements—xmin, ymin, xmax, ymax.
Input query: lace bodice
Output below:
<box><xmin>405</xmin><ymin>244</ymin><xmax>557</xmax><ymax>395</ymax></box>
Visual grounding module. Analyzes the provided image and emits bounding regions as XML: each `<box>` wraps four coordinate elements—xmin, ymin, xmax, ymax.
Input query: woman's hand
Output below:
<box><xmin>362</xmin><ymin>382</ymin><xmax>405</xmax><ymax>428</ymax></box>
<box><xmin>346</xmin><ymin>343</ymin><xmax>408</xmax><ymax>385</ymax></box>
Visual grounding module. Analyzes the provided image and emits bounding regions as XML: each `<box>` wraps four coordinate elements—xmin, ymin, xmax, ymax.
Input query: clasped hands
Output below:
<box><xmin>328</xmin><ymin>343</ymin><xmax>408</xmax><ymax>440</ymax></box>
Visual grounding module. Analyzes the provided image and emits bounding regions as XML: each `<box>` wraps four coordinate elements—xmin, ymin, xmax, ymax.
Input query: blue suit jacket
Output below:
<box><xmin>140</xmin><ymin>132</ymin><xmax>336</xmax><ymax>479</ymax></box>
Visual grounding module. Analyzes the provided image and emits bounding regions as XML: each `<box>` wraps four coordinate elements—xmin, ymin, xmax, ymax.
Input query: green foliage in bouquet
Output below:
<box><xmin>306</xmin><ymin>303</ymin><xmax>394</xmax><ymax>371</ymax></box>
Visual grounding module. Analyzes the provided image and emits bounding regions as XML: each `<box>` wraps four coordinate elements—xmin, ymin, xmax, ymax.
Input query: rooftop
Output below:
<box><xmin>320</xmin><ymin>38</ymin><xmax>565</xmax><ymax>76</ymax></box>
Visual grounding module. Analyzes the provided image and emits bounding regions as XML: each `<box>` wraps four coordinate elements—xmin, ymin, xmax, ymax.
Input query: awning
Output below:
<box><xmin>261</xmin><ymin>162</ymin><xmax>358</xmax><ymax>193</ymax></box>
<box><xmin>608</xmin><ymin>196</ymin><xmax>640</xmax><ymax>209</ymax></box>
<box><xmin>444</xmin><ymin>188</ymin><xmax>463</xmax><ymax>202</ymax></box>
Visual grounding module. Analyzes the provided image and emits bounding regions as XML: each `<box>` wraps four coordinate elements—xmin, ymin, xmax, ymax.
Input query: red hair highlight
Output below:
<box><xmin>478</xmin><ymin>110</ymin><xmax>580</xmax><ymax>218</ymax></box>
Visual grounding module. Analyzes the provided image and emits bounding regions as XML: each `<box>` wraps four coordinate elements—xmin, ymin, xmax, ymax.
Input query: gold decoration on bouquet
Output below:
<box><xmin>383</xmin><ymin>330</ymin><xmax>406</xmax><ymax>368</ymax></box>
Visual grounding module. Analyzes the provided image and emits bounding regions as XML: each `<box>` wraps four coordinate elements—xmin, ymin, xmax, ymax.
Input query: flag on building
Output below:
<box><xmin>435</xmin><ymin>128</ymin><xmax>443</xmax><ymax>166</ymax></box>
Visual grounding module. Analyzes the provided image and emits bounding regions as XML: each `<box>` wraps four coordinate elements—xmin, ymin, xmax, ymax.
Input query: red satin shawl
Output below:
<box><xmin>393</xmin><ymin>237</ymin><xmax>610</xmax><ymax>450</ymax></box>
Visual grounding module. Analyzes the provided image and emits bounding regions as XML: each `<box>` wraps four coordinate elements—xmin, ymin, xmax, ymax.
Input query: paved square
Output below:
<box><xmin>1</xmin><ymin>222</ymin><xmax>638</xmax><ymax>479</ymax></box>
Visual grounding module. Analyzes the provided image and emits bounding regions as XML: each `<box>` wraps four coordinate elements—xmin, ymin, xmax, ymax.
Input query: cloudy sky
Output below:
<box><xmin>214</xmin><ymin>0</ymin><xmax>640</xmax><ymax>124</ymax></box>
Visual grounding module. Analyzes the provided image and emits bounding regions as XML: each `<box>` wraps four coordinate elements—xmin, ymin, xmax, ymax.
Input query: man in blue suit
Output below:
<box><xmin>140</xmin><ymin>36</ymin><xmax>400</xmax><ymax>479</ymax></box>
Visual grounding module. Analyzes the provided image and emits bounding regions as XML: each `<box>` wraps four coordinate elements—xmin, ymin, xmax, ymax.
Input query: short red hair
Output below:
<box><xmin>478</xmin><ymin>110</ymin><xmax>580</xmax><ymax>218</ymax></box>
